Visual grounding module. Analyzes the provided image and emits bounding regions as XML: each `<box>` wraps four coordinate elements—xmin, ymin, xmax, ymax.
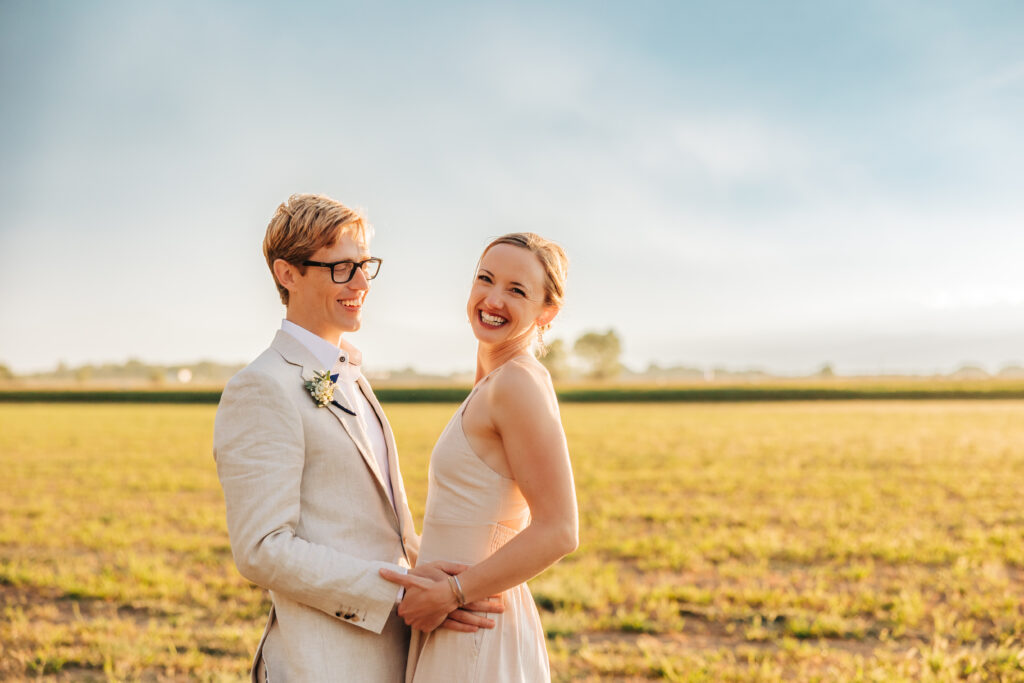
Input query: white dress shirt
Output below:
<box><xmin>280</xmin><ymin>320</ymin><xmax>395</xmax><ymax>508</ymax></box>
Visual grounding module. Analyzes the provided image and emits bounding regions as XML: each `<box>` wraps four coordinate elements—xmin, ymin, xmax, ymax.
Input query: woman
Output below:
<box><xmin>381</xmin><ymin>233</ymin><xmax>578</xmax><ymax>682</ymax></box>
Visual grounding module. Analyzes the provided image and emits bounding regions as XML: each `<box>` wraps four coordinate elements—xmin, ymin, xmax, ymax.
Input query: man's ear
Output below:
<box><xmin>273</xmin><ymin>258</ymin><xmax>299</xmax><ymax>293</ymax></box>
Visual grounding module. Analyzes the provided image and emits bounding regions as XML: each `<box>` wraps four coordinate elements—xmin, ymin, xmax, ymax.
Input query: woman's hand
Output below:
<box><xmin>379</xmin><ymin>567</ymin><xmax>458</xmax><ymax>632</ymax></box>
<box><xmin>381</xmin><ymin>562</ymin><xmax>506</xmax><ymax>632</ymax></box>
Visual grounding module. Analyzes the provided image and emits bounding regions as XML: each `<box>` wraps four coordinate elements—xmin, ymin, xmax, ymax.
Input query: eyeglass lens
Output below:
<box><xmin>334</xmin><ymin>260</ymin><xmax>381</xmax><ymax>283</ymax></box>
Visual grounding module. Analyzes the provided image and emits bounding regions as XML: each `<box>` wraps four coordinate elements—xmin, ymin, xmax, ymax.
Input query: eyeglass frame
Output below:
<box><xmin>300</xmin><ymin>257</ymin><xmax>383</xmax><ymax>284</ymax></box>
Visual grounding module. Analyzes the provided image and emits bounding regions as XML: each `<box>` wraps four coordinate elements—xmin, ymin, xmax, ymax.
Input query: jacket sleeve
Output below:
<box><xmin>213</xmin><ymin>369</ymin><xmax>402</xmax><ymax>635</ymax></box>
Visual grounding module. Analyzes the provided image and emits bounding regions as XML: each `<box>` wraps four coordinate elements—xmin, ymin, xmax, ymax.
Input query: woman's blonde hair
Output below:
<box><xmin>263</xmin><ymin>193</ymin><xmax>371</xmax><ymax>305</ymax></box>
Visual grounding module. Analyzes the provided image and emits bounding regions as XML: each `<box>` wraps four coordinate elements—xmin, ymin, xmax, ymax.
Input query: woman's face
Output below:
<box><xmin>467</xmin><ymin>243</ymin><xmax>554</xmax><ymax>348</ymax></box>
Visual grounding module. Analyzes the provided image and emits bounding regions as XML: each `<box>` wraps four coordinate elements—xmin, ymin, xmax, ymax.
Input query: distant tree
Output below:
<box><xmin>0</xmin><ymin>363</ymin><xmax>13</xmax><ymax>381</ymax></box>
<box><xmin>949</xmin><ymin>364</ymin><xmax>990</xmax><ymax>380</ymax></box>
<box><xmin>997</xmin><ymin>364</ymin><xmax>1024</xmax><ymax>379</ymax></box>
<box><xmin>539</xmin><ymin>338</ymin><xmax>570</xmax><ymax>381</ymax></box>
<box><xmin>817</xmin><ymin>363</ymin><xmax>835</xmax><ymax>378</ymax></box>
<box><xmin>75</xmin><ymin>366</ymin><xmax>94</xmax><ymax>383</ymax></box>
<box><xmin>574</xmin><ymin>329</ymin><xmax>622</xmax><ymax>381</ymax></box>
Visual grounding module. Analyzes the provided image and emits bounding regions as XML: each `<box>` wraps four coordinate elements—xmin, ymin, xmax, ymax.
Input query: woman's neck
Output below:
<box><xmin>475</xmin><ymin>340</ymin><xmax>532</xmax><ymax>383</ymax></box>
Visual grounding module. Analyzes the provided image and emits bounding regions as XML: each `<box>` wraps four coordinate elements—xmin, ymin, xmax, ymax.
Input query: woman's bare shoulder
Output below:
<box><xmin>487</xmin><ymin>356</ymin><xmax>557</xmax><ymax>411</ymax></box>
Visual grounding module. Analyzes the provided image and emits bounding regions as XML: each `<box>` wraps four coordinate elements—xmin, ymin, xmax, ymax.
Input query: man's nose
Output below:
<box><xmin>349</xmin><ymin>266</ymin><xmax>370</xmax><ymax>289</ymax></box>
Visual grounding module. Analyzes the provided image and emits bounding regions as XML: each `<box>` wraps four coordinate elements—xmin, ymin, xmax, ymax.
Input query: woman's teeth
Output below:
<box><xmin>480</xmin><ymin>311</ymin><xmax>507</xmax><ymax>326</ymax></box>
<box><xmin>341</xmin><ymin>298</ymin><xmax>361</xmax><ymax>306</ymax></box>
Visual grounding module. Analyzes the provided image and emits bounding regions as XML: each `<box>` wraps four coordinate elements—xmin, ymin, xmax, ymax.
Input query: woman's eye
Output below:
<box><xmin>477</xmin><ymin>274</ymin><xmax>492</xmax><ymax>283</ymax></box>
<box><xmin>511</xmin><ymin>288</ymin><xmax>526</xmax><ymax>296</ymax></box>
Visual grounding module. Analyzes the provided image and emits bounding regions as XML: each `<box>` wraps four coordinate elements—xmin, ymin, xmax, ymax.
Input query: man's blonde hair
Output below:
<box><xmin>263</xmin><ymin>193</ymin><xmax>372</xmax><ymax>305</ymax></box>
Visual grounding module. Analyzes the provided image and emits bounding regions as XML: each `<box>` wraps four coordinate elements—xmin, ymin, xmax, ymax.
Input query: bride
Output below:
<box><xmin>381</xmin><ymin>232</ymin><xmax>578</xmax><ymax>682</ymax></box>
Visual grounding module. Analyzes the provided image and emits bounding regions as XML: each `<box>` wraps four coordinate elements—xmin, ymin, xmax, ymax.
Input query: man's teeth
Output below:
<box><xmin>481</xmin><ymin>312</ymin><xmax>507</xmax><ymax>326</ymax></box>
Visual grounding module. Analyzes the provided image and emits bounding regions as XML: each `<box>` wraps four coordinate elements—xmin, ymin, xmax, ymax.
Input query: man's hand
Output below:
<box><xmin>380</xmin><ymin>563</ymin><xmax>505</xmax><ymax>633</ymax></box>
<box><xmin>441</xmin><ymin>596</ymin><xmax>505</xmax><ymax>633</ymax></box>
<box><xmin>408</xmin><ymin>560</ymin><xmax>466</xmax><ymax>582</ymax></box>
<box><xmin>379</xmin><ymin>569</ymin><xmax>455</xmax><ymax>632</ymax></box>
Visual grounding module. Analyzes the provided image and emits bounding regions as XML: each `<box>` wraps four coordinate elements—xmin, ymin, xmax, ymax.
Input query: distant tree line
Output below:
<box><xmin>0</xmin><ymin>359</ymin><xmax>246</xmax><ymax>384</ymax></box>
<box><xmin>4</xmin><ymin>341</ymin><xmax>1024</xmax><ymax>386</ymax></box>
<box><xmin>540</xmin><ymin>329</ymin><xmax>625</xmax><ymax>381</ymax></box>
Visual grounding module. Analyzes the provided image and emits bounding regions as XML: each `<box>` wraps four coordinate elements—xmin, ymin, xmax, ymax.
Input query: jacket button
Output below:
<box><xmin>335</xmin><ymin>611</ymin><xmax>342</xmax><ymax>617</ymax></box>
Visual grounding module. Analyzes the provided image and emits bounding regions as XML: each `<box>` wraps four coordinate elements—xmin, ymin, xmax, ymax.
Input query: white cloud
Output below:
<box><xmin>670</xmin><ymin>115</ymin><xmax>813</xmax><ymax>183</ymax></box>
<box><xmin>920</xmin><ymin>286</ymin><xmax>1024</xmax><ymax>311</ymax></box>
<box><xmin>969</xmin><ymin>60</ymin><xmax>1024</xmax><ymax>96</ymax></box>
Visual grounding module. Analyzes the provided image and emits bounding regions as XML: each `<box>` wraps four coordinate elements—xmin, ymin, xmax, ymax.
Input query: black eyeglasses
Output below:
<box><xmin>301</xmin><ymin>258</ymin><xmax>382</xmax><ymax>284</ymax></box>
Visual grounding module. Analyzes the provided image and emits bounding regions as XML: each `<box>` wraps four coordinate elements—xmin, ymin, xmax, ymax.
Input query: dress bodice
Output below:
<box><xmin>418</xmin><ymin>365</ymin><xmax>530</xmax><ymax>565</ymax></box>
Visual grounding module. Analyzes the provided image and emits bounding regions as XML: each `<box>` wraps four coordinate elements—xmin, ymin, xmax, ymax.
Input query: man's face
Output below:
<box><xmin>288</xmin><ymin>234</ymin><xmax>371</xmax><ymax>340</ymax></box>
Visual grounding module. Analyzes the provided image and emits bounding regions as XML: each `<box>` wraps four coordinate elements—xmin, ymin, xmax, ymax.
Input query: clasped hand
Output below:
<box><xmin>380</xmin><ymin>561</ymin><xmax>503</xmax><ymax>633</ymax></box>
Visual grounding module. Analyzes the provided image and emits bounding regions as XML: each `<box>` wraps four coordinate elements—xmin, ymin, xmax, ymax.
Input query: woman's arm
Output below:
<box><xmin>382</xmin><ymin>361</ymin><xmax>578</xmax><ymax>630</ymax></box>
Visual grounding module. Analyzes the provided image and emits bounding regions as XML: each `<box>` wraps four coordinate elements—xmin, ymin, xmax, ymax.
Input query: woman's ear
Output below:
<box><xmin>536</xmin><ymin>305</ymin><xmax>559</xmax><ymax>329</ymax></box>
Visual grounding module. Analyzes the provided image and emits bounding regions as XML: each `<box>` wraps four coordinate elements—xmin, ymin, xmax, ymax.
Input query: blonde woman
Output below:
<box><xmin>382</xmin><ymin>233</ymin><xmax>578</xmax><ymax>681</ymax></box>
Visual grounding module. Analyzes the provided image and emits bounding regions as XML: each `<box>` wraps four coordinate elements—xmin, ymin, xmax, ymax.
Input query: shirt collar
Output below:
<box><xmin>280</xmin><ymin>319</ymin><xmax>359</xmax><ymax>372</ymax></box>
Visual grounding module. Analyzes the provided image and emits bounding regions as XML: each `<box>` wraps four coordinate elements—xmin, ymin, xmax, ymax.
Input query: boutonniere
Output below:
<box><xmin>303</xmin><ymin>370</ymin><xmax>357</xmax><ymax>416</ymax></box>
<box><xmin>304</xmin><ymin>370</ymin><xmax>337</xmax><ymax>408</ymax></box>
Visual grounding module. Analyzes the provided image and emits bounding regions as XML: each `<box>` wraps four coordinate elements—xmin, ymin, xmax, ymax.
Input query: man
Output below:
<box><xmin>214</xmin><ymin>194</ymin><xmax>498</xmax><ymax>681</ymax></box>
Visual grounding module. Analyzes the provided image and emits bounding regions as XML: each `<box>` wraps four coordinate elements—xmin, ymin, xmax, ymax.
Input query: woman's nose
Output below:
<box><xmin>483</xmin><ymin>290</ymin><xmax>504</xmax><ymax>308</ymax></box>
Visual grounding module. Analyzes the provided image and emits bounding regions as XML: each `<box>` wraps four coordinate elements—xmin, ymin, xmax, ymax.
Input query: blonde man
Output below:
<box><xmin>214</xmin><ymin>194</ymin><xmax>499</xmax><ymax>682</ymax></box>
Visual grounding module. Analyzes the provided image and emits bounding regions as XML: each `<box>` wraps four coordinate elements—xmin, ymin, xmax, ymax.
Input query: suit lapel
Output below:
<box><xmin>324</xmin><ymin>387</ymin><xmax>390</xmax><ymax>499</ymax></box>
<box><xmin>271</xmin><ymin>331</ymin><xmax>394</xmax><ymax>516</ymax></box>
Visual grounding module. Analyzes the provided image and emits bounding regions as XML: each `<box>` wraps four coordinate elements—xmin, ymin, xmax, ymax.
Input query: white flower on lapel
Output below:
<box><xmin>304</xmin><ymin>370</ymin><xmax>337</xmax><ymax>408</ymax></box>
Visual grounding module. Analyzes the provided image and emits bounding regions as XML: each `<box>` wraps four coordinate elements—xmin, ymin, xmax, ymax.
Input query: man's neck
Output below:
<box><xmin>284</xmin><ymin>313</ymin><xmax>342</xmax><ymax>346</ymax></box>
<box><xmin>281</xmin><ymin>318</ymin><xmax>364</xmax><ymax>367</ymax></box>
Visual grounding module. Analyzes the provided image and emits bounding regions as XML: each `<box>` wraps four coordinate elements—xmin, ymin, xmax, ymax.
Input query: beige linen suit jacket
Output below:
<box><xmin>214</xmin><ymin>330</ymin><xmax>420</xmax><ymax>682</ymax></box>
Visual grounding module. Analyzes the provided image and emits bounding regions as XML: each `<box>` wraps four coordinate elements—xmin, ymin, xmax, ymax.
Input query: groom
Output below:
<box><xmin>214</xmin><ymin>194</ymin><xmax>498</xmax><ymax>681</ymax></box>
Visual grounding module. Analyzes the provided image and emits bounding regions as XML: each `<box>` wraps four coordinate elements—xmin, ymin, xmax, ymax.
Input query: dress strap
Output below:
<box><xmin>461</xmin><ymin>355</ymin><xmax>532</xmax><ymax>413</ymax></box>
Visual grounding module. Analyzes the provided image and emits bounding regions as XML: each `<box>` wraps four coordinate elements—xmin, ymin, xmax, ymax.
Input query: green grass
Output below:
<box><xmin>5</xmin><ymin>378</ymin><xmax>1024</xmax><ymax>404</ymax></box>
<box><xmin>2</xmin><ymin>401</ymin><xmax>1024</xmax><ymax>680</ymax></box>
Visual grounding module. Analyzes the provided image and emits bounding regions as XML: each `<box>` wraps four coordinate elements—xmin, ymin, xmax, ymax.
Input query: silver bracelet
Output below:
<box><xmin>448</xmin><ymin>574</ymin><xmax>467</xmax><ymax>606</ymax></box>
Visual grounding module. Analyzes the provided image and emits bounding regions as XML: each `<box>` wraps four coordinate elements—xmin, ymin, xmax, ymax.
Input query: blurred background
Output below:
<box><xmin>2</xmin><ymin>0</ymin><xmax>1023</xmax><ymax>383</ymax></box>
<box><xmin>4</xmin><ymin>5</ymin><xmax>1024</xmax><ymax>680</ymax></box>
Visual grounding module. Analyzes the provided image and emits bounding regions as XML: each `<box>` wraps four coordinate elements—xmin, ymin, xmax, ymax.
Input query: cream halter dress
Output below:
<box><xmin>406</xmin><ymin>360</ymin><xmax>550</xmax><ymax>682</ymax></box>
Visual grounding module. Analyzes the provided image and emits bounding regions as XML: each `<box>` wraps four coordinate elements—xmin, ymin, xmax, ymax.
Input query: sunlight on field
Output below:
<box><xmin>2</xmin><ymin>402</ymin><xmax>1024</xmax><ymax>680</ymax></box>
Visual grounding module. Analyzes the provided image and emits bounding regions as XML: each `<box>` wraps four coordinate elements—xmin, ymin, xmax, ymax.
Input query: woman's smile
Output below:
<box><xmin>479</xmin><ymin>310</ymin><xmax>508</xmax><ymax>327</ymax></box>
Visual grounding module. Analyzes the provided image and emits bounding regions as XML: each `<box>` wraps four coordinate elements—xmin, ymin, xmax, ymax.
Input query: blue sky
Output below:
<box><xmin>2</xmin><ymin>1</ymin><xmax>1023</xmax><ymax>375</ymax></box>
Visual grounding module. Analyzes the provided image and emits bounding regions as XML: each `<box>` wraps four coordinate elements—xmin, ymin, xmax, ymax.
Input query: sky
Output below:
<box><xmin>2</xmin><ymin>1</ymin><xmax>1023</xmax><ymax>376</ymax></box>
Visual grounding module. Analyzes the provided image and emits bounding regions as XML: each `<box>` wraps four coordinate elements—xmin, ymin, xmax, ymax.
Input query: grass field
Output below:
<box><xmin>2</xmin><ymin>401</ymin><xmax>1024</xmax><ymax>681</ymax></box>
<box><xmin>6</xmin><ymin>378</ymin><xmax>1024</xmax><ymax>404</ymax></box>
